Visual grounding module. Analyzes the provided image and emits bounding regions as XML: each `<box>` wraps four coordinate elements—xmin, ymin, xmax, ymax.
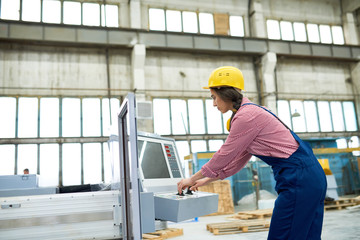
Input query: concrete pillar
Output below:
<box><xmin>131</xmin><ymin>44</ymin><xmax>153</xmax><ymax>132</ymax></box>
<box><xmin>249</xmin><ymin>0</ymin><xmax>267</xmax><ymax>38</ymax></box>
<box><xmin>129</xmin><ymin>0</ymin><xmax>141</xmax><ymax>29</ymax></box>
<box><xmin>260</xmin><ymin>52</ymin><xmax>277</xmax><ymax>114</ymax></box>
<box><xmin>343</xmin><ymin>12</ymin><xmax>360</xmax><ymax>45</ymax></box>
<box><xmin>350</xmin><ymin>63</ymin><xmax>360</xmax><ymax>130</ymax></box>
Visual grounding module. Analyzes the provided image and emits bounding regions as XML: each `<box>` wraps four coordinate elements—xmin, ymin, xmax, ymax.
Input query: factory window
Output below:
<box><xmin>166</xmin><ymin>10</ymin><xmax>182</xmax><ymax>32</ymax></box>
<box><xmin>62</xmin><ymin>98</ymin><xmax>81</xmax><ymax>137</ymax></box>
<box><xmin>63</xmin><ymin>1</ymin><xmax>81</xmax><ymax>25</ymax></box>
<box><xmin>83</xmin><ymin>2</ymin><xmax>100</xmax><ymax>26</ymax></box>
<box><xmin>191</xmin><ymin>140</ymin><xmax>207</xmax><ymax>153</ymax></box>
<box><xmin>101</xmin><ymin>4</ymin><xmax>119</xmax><ymax>27</ymax></box>
<box><xmin>280</xmin><ymin>21</ymin><xmax>294</xmax><ymax>41</ymax></box>
<box><xmin>43</xmin><ymin>0</ymin><xmax>61</xmax><ymax>24</ymax></box>
<box><xmin>62</xmin><ymin>143</ymin><xmax>82</xmax><ymax>186</ymax></box>
<box><xmin>102</xmin><ymin>98</ymin><xmax>120</xmax><ymax>136</ymax></box>
<box><xmin>188</xmin><ymin>99</ymin><xmax>206</xmax><ymax>134</ymax></box>
<box><xmin>83</xmin><ymin>143</ymin><xmax>102</xmax><ymax>184</ymax></box>
<box><xmin>40</xmin><ymin>98</ymin><xmax>59</xmax><ymax>137</ymax></box>
<box><xmin>0</xmin><ymin>97</ymin><xmax>16</xmax><ymax>138</ymax></box>
<box><xmin>17</xmin><ymin>144</ymin><xmax>38</xmax><ymax>175</ymax></box>
<box><xmin>149</xmin><ymin>8</ymin><xmax>166</xmax><ymax>31</ymax></box>
<box><xmin>306</xmin><ymin>23</ymin><xmax>321</xmax><ymax>43</ymax></box>
<box><xmin>199</xmin><ymin>13</ymin><xmax>215</xmax><ymax>34</ymax></box>
<box><xmin>82</xmin><ymin>98</ymin><xmax>101</xmax><ymax>137</ymax></box>
<box><xmin>40</xmin><ymin>144</ymin><xmax>59</xmax><ymax>187</ymax></box>
<box><xmin>18</xmin><ymin>97</ymin><xmax>39</xmax><ymax>138</ymax></box>
<box><xmin>0</xmin><ymin>0</ymin><xmax>20</xmax><ymax>20</ymax></box>
<box><xmin>182</xmin><ymin>11</ymin><xmax>198</xmax><ymax>33</ymax></box>
<box><xmin>153</xmin><ymin>99</ymin><xmax>171</xmax><ymax>135</ymax></box>
<box><xmin>171</xmin><ymin>99</ymin><xmax>188</xmax><ymax>134</ymax></box>
<box><xmin>267</xmin><ymin>20</ymin><xmax>281</xmax><ymax>40</ymax></box>
<box><xmin>205</xmin><ymin>99</ymin><xmax>223</xmax><ymax>134</ymax></box>
<box><xmin>277</xmin><ymin>100</ymin><xmax>358</xmax><ymax>133</ymax></box>
<box><xmin>0</xmin><ymin>145</ymin><xmax>15</xmax><ymax>175</ymax></box>
<box><xmin>22</xmin><ymin>0</ymin><xmax>41</xmax><ymax>22</ymax></box>
<box><xmin>229</xmin><ymin>16</ymin><xmax>244</xmax><ymax>37</ymax></box>
<box><xmin>319</xmin><ymin>25</ymin><xmax>332</xmax><ymax>44</ymax></box>
<box><xmin>103</xmin><ymin>142</ymin><xmax>112</xmax><ymax>183</ymax></box>
<box><xmin>293</xmin><ymin>22</ymin><xmax>307</xmax><ymax>42</ymax></box>
<box><xmin>267</xmin><ymin>20</ymin><xmax>344</xmax><ymax>45</ymax></box>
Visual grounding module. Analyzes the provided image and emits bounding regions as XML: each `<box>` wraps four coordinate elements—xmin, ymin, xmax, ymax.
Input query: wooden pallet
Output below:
<box><xmin>207</xmin><ymin>219</ymin><xmax>270</xmax><ymax>235</ymax></box>
<box><xmin>229</xmin><ymin>208</ymin><xmax>273</xmax><ymax>220</ymax></box>
<box><xmin>324</xmin><ymin>198</ymin><xmax>358</xmax><ymax>211</ymax></box>
<box><xmin>143</xmin><ymin>228</ymin><xmax>183</xmax><ymax>240</ymax></box>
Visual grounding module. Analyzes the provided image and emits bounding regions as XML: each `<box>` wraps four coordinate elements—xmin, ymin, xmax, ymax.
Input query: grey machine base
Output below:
<box><xmin>154</xmin><ymin>191</ymin><xmax>219</xmax><ymax>222</ymax></box>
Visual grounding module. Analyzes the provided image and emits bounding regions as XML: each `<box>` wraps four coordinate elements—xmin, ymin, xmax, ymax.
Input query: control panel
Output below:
<box><xmin>164</xmin><ymin>144</ymin><xmax>181</xmax><ymax>178</ymax></box>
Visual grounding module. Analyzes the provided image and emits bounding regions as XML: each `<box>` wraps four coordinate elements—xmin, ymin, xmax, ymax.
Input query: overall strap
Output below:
<box><xmin>242</xmin><ymin>103</ymin><xmax>291</xmax><ymax>130</ymax></box>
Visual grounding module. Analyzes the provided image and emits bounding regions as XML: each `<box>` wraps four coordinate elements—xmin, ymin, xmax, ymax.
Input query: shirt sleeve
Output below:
<box><xmin>201</xmin><ymin>111</ymin><xmax>261</xmax><ymax>179</ymax></box>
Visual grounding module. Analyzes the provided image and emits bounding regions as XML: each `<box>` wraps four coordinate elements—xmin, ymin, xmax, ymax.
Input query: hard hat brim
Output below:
<box><xmin>202</xmin><ymin>86</ymin><xmax>210</xmax><ymax>89</ymax></box>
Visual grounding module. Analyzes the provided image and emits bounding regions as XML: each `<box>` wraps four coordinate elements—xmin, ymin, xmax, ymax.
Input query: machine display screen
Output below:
<box><xmin>138</xmin><ymin>140</ymin><xmax>171</xmax><ymax>179</ymax></box>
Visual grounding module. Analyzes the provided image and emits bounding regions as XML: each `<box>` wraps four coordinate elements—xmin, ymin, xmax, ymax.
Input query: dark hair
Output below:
<box><xmin>212</xmin><ymin>87</ymin><xmax>243</xmax><ymax>131</ymax></box>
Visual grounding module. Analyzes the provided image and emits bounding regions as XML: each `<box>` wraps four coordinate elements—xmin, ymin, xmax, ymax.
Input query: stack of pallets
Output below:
<box><xmin>142</xmin><ymin>228</ymin><xmax>183</xmax><ymax>240</ymax></box>
<box><xmin>206</xmin><ymin>219</ymin><xmax>270</xmax><ymax>235</ymax></box>
<box><xmin>324</xmin><ymin>197</ymin><xmax>359</xmax><ymax>211</ymax></box>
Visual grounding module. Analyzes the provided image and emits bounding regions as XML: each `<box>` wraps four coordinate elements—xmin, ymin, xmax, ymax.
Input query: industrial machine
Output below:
<box><xmin>0</xmin><ymin>93</ymin><xmax>218</xmax><ymax>240</ymax></box>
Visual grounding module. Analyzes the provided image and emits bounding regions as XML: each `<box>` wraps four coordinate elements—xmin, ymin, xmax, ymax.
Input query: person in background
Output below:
<box><xmin>177</xmin><ymin>66</ymin><xmax>327</xmax><ymax>240</ymax></box>
<box><xmin>23</xmin><ymin>168</ymin><xmax>29</xmax><ymax>174</ymax></box>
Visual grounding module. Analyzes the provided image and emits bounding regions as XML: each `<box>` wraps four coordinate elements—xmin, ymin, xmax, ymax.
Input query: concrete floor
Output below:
<box><xmin>169</xmin><ymin>205</ymin><xmax>360</xmax><ymax>239</ymax></box>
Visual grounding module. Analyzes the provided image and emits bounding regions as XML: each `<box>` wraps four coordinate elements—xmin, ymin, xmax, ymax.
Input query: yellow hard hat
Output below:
<box><xmin>203</xmin><ymin>66</ymin><xmax>244</xmax><ymax>90</ymax></box>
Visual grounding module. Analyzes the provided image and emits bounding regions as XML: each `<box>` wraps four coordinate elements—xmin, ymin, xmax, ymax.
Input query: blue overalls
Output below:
<box><xmin>242</xmin><ymin>103</ymin><xmax>327</xmax><ymax>240</ymax></box>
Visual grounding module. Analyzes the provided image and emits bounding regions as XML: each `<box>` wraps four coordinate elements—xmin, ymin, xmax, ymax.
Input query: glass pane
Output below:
<box><xmin>103</xmin><ymin>142</ymin><xmax>112</xmax><ymax>183</ymax></box>
<box><xmin>39</xmin><ymin>144</ymin><xmax>59</xmax><ymax>187</ymax></box>
<box><xmin>83</xmin><ymin>98</ymin><xmax>101</xmax><ymax>137</ymax></box>
<box><xmin>175</xmin><ymin>141</ymin><xmax>190</xmax><ymax>177</ymax></box>
<box><xmin>149</xmin><ymin>8</ymin><xmax>165</xmax><ymax>31</ymax></box>
<box><xmin>319</xmin><ymin>25</ymin><xmax>332</xmax><ymax>44</ymax></box>
<box><xmin>293</xmin><ymin>22</ymin><xmax>307</xmax><ymax>42</ymax></box>
<box><xmin>17</xmin><ymin>144</ymin><xmax>37</xmax><ymax>175</ymax></box>
<box><xmin>350</xmin><ymin>136</ymin><xmax>360</xmax><ymax>156</ymax></box>
<box><xmin>22</xmin><ymin>0</ymin><xmax>41</xmax><ymax>22</ymax></box>
<box><xmin>83</xmin><ymin>143</ymin><xmax>102</xmax><ymax>184</ymax></box>
<box><xmin>182</xmin><ymin>11</ymin><xmax>198</xmax><ymax>33</ymax></box>
<box><xmin>153</xmin><ymin>99</ymin><xmax>171</xmax><ymax>135</ymax></box>
<box><xmin>102</xmin><ymin>98</ymin><xmax>120</xmax><ymax>136</ymax></box>
<box><xmin>222</xmin><ymin>111</ymin><xmax>232</xmax><ymax>133</ymax></box>
<box><xmin>1</xmin><ymin>0</ymin><xmax>20</xmax><ymax>20</ymax></box>
<box><xmin>43</xmin><ymin>0</ymin><xmax>61</xmax><ymax>24</ymax></box>
<box><xmin>343</xmin><ymin>101</ymin><xmax>358</xmax><ymax>131</ymax></box>
<box><xmin>101</xmin><ymin>4</ymin><xmax>118</xmax><ymax>27</ymax></box>
<box><xmin>229</xmin><ymin>16</ymin><xmax>244</xmax><ymax>37</ymax></box>
<box><xmin>0</xmin><ymin>145</ymin><xmax>15</xmax><ymax>175</ymax></box>
<box><xmin>171</xmin><ymin>99</ymin><xmax>188</xmax><ymax>134</ymax></box>
<box><xmin>267</xmin><ymin>20</ymin><xmax>280</xmax><ymax>40</ymax></box>
<box><xmin>205</xmin><ymin>99</ymin><xmax>223</xmax><ymax>134</ymax></box>
<box><xmin>307</xmin><ymin>24</ymin><xmax>320</xmax><ymax>43</ymax></box>
<box><xmin>280</xmin><ymin>21</ymin><xmax>294</xmax><ymax>41</ymax></box>
<box><xmin>317</xmin><ymin>101</ymin><xmax>332</xmax><ymax>132</ymax></box>
<box><xmin>0</xmin><ymin>97</ymin><xmax>16</xmax><ymax>138</ymax></box>
<box><xmin>199</xmin><ymin>13</ymin><xmax>214</xmax><ymax>34</ymax></box>
<box><xmin>304</xmin><ymin>101</ymin><xmax>319</xmax><ymax>132</ymax></box>
<box><xmin>190</xmin><ymin>140</ymin><xmax>207</xmax><ymax>153</ymax></box>
<box><xmin>209</xmin><ymin>140</ymin><xmax>223</xmax><ymax>151</ymax></box>
<box><xmin>62</xmin><ymin>98</ymin><xmax>81</xmax><ymax>137</ymax></box>
<box><xmin>330</xmin><ymin>101</ymin><xmax>345</xmax><ymax>131</ymax></box>
<box><xmin>83</xmin><ymin>3</ymin><xmax>100</xmax><ymax>26</ymax></box>
<box><xmin>332</xmin><ymin>26</ymin><xmax>344</xmax><ymax>45</ymax></box>
<box><xmin>166</xmin><ymin>10</ymin><xmax>181</xmax><ymax>32</ymax></box>
<box><xmin>188</xmin><ymin>99</ymin><xmax>205</xmax><ymax>134</ymax></box>
<box><xmin>62</xmin><ymin>143</ymin><xmax>81</xmax><ymax>186</ymax></box>
<box><xmin>63</xmin><ymin>1</ymin><xmax>81</xmax><ymax>25</ymax></box>
<box><xmin>18</xmin><ymin>97</ymin><xmax>38</xmax><ymax>138</ymax></box>
<box><xmin>290</xmin><ymin>100</ymin><xmax>306</xmax><ymax>132</ymax></box>
<box><xmin>277</xmin><ymin>100</ymin><xmax>292</xmax><ymax>130</ymax></box>
<box><xmin>40</xmin><ymin>98</ymin><xmax>59</xmax><ymax>137</ymax></box>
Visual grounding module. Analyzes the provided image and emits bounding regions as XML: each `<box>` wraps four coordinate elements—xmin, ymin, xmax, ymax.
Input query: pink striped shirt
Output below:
<box><xmin>201</xmin><ymin>97</ymin><xmax>299</xmax><ymax>180</ymax></box>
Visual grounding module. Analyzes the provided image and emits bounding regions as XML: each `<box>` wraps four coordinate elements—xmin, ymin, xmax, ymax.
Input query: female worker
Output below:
<box><xmin>177</xmin><ymin>66</ymin><xmax>327</xmax><ymax>240</ymax></box>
